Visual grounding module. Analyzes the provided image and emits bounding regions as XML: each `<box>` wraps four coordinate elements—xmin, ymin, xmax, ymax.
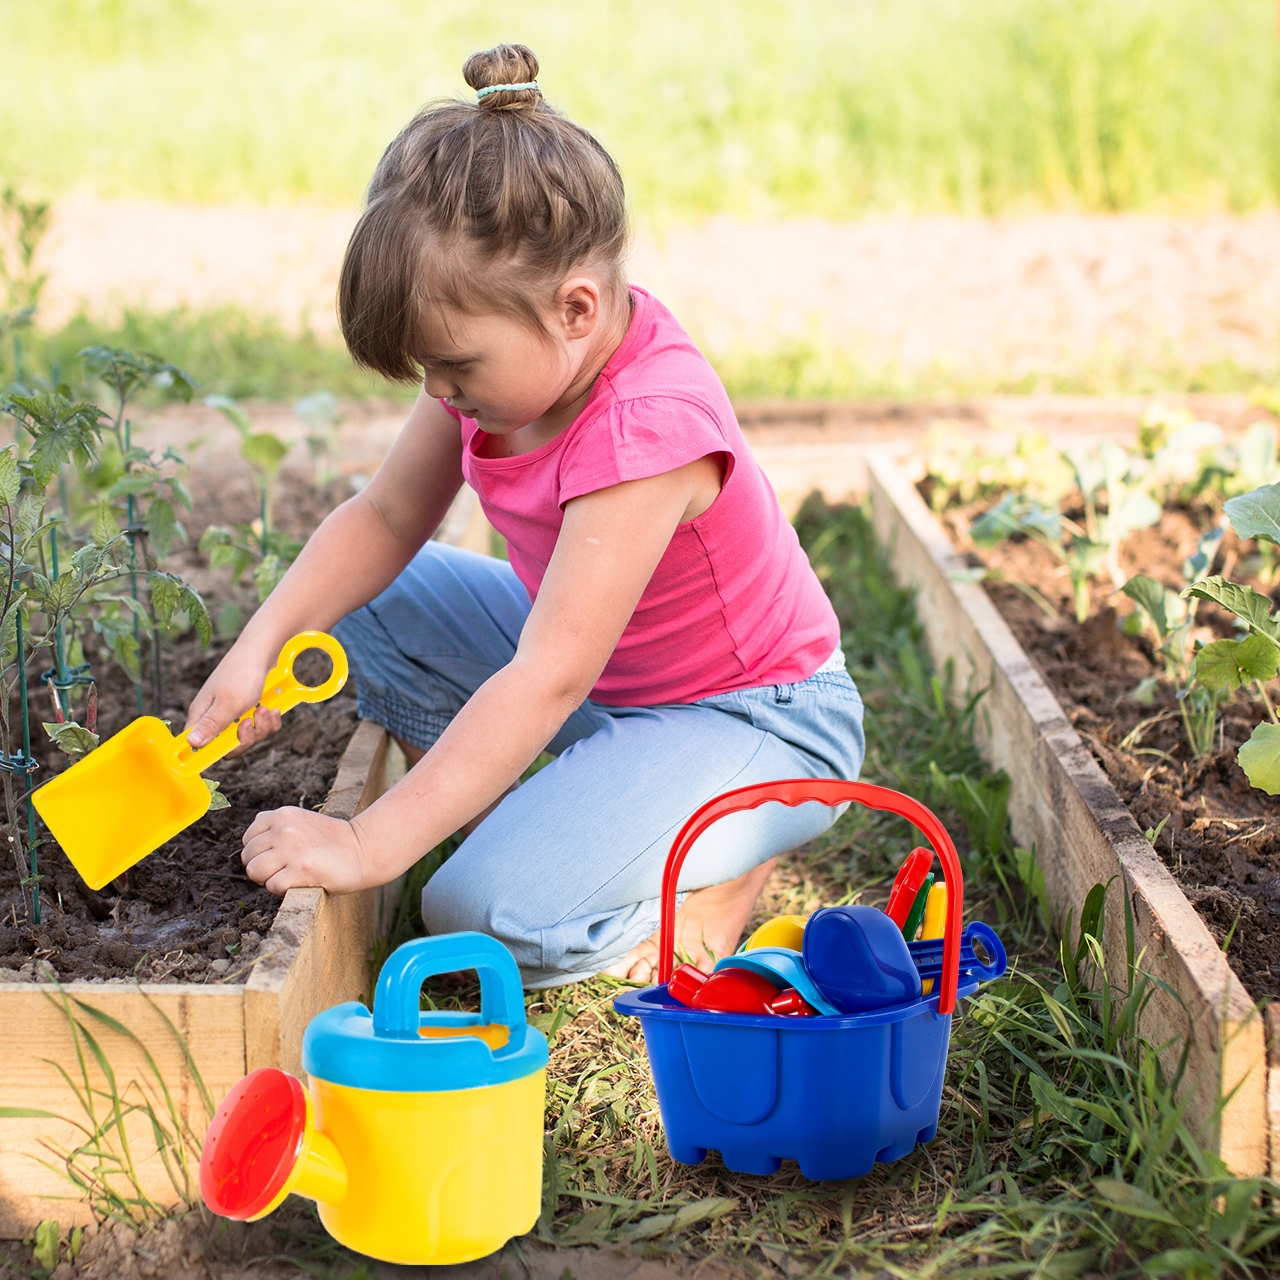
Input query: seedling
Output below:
<box><xmin>969</xmin><ymin>494</ymin><xmax>1105</xmax><ymax>624</ymax></box>
<box><xmin>201</xmin><ymin>395</ymin><xmax>301</xmax><ymax>600</ymax></box>
<box><xmin>295</xmin><ymin>390</ymin><xmax>344</xmax><ymax>488</ymax></box>
<box><xmin>1171</xmin><ymin>481</ymin><xmax>1280</xmax><ymax>793</ymax></box>
<box><xmin>1121</xmin><ymin>536</ymin><xmax>1227</xmax><ymax>758</ymax></box>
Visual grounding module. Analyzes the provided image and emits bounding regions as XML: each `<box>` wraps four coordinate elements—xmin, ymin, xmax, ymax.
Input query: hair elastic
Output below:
<box><xmin>475</xmin><ymin>82</ymin><xmax>538</xmax><ymax>100</ymax></box>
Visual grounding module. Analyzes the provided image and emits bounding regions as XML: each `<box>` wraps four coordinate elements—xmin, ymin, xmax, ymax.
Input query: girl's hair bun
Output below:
<box><xmin>464</xmin><ymin>44</ymin><xmax>543</xmax><ymax>112</ymax></box>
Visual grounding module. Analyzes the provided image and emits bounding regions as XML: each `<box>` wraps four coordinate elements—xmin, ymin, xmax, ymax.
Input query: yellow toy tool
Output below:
<box><xmin>200</xmin><ymin>933</ymin><xmax>548</xmax><ymax>1266</ymax></box>
<box><xmin>920</xmin><ymin>882</ymin><xmax>948</xmax><ymax>994</ymax></box>
<box><xmin>32</xmin><ymin>631</ymin><xmax>347</xmax><ymax>891</ymax></box>
<box><xmin>742</xmin><ymin>913</ymin><xmax>810</xmax><ymax>953</ymax></box>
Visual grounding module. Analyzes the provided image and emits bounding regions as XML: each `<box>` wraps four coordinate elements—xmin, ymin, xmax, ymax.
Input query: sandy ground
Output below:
<box><xmin>37</xmin><ymin>199</ymin><xmax>1280</xmax><ymax>383</ymax></box>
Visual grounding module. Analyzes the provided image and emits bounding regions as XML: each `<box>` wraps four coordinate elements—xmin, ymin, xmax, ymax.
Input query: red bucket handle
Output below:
<box><xmin>658</xmin><ymin>780</ymin><xmax>965</xmax><ymax>1015</ymax></box>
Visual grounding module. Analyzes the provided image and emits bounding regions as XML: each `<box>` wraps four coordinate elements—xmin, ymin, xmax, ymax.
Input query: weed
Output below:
<box><xmin>0</xmin><ymin>983</ymin><xmax>212</xmax><ymax>1228</ymax></box>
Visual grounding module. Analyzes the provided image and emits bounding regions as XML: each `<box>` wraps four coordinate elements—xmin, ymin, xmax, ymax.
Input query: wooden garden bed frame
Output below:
<box><xmin>0</xmin><ymin>720</ymin><xmax>407</xmax><ymax>1237</ymax></box>
<box><xmin>866</xmin><ymin>450</ymin><xmax>1269</xmax><ymax>1177</ymax></box>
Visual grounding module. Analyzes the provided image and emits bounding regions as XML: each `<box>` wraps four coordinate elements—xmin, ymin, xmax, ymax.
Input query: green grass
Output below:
<box><xmin>343</xmin><ymin>497</ymin><xmax>1280</xmax><ymax>1277</ymax></box>
<box><xmin>2</xmin><ymin>0</ymin><xmax>1277</xmax><ymax>220</ymax></box>
<box><xmin>15</xmin><ymin>308</ymin><xmax>393</xmax><ymax>401</ymax></box>
<box><xmin>12</xmin><ymin>308</ymin><xmax>1279</xmax><ymax>406</ymax></box>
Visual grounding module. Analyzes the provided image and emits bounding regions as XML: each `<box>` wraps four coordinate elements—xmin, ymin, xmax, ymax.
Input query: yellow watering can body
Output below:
<box><xmin>200</xmin><ymin>933</ymin><xmax>548</xmax><ymax>1266</ymax></box>
<box><xmin>32</xmin><ymin>631</ymin><xmax>347</xmax><ymax>890</ymax></box>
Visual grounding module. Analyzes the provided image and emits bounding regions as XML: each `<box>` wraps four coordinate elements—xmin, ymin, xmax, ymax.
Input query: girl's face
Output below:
<box><xmin>418</xmin><ymin>274</ymin><xmax>624</xmax><ymax>437</ymax></box>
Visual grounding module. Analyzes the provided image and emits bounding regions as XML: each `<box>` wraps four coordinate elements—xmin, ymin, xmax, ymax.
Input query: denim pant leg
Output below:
<box><xmin>421</xmin><ymin>671</ymin><xmax>865</xmax><ymax>987</ymax></box>
<box><xmin>332</xmin><ymin>541</ymin><xmax>605</xmax><ymax>751</ymax></box>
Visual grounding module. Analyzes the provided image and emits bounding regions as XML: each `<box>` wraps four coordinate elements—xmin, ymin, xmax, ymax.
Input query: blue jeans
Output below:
<box><xmin>334</xmin><ymin>542</ymin><xmax>864</xmax><ymax>987</ymax></box>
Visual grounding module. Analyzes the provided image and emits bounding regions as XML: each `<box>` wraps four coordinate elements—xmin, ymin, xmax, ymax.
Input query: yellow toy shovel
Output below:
<box><xmin>33</xmin><ymin>631</ymin><xmax>348</xmax><ymax>891</ymax></box>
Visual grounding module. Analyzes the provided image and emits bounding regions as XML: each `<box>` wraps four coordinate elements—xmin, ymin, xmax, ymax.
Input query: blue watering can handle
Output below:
<box><xmin>372</xmin><ymin>932</ymin><xmax>526</xmax><ymax>1043</ymax></box>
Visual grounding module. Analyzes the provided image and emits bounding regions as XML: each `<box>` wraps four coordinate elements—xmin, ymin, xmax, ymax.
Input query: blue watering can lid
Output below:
<box><xmin>303</xmin><ymin>933</ymin><xmax>548</xmax><ymax>1092</ymax></box>
<box><xmin>714</xmin><ymin>947</ymin><xmax>842</xmax><ymax>1016</ymax></box>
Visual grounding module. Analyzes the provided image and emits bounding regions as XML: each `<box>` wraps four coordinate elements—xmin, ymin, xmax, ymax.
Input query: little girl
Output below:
<box><xmin>184</xmin><ymin>44</ymin><xmax>864</xmax><ymax>987</ymax></box>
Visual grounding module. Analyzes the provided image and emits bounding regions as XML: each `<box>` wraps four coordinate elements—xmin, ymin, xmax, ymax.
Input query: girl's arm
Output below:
<box><xmin>185</xmin><ymin>392</ymin><xmax>464</xmax><ymax>750</ymax></box>
<box><xmin>239</xmin><ymin>454</ymin><xmax>722</xmax><ymax>894</ymax></box>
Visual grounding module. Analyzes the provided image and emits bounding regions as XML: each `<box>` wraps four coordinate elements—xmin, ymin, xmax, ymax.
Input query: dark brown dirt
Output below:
<box><xmin>940</xmin><ymin>497</ymin><xmax>1280</xmax><ymax>1001</ymax></box>
<box><xmin>0</xmin><ymin>468</ymin><xmax>358</xmax><ymax>985</ymax></box>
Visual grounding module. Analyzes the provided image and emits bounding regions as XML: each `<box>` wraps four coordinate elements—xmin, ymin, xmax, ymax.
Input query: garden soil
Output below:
<box><xmin>0</xmin><ymin>470</ymin><xmax>359</xmax><ymax>985</ymax></box>
<box><xmin>941</xmin><ymin>501</ymin><xmax>1280</xmax><ymax>1001</ymax></box>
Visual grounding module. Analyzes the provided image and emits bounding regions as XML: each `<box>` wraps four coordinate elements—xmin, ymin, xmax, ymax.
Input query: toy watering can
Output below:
<box><xmin>199</xmin><ymin>933</ymin><xmax>548</xmax><ymax>1266</ymax></box>
<box><xmin>614</xmin><ymin>779</ymin><xmax>1007</xmax><ymax>1180</ymax></box>
<box><xmin>33</xmin><ymin>631</ymin><xmax>347</xmax><ymax>890</ymax></box>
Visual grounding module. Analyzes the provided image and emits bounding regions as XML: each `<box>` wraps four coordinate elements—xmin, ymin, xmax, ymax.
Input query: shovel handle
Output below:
<box><xmin>177</xmin><ymin>632</ymin><xmax>348</xmax><ymax>776</ymax></box>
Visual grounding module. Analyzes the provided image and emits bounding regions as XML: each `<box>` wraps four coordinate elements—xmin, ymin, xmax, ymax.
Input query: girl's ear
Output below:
<box><xmin>555</xmin><ymin>276</ymin><xmax>603</xmax><ymax>340</ymax></box>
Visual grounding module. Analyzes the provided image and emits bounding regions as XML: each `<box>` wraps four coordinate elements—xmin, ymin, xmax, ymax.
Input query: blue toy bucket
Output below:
<box><xmin>614</xmin><ymin>779</ymin><xmax>1007</xmax><ymax>1180</ymax></box>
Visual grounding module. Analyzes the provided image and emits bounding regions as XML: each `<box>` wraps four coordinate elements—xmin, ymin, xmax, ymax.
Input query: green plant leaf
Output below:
<box><xmin>146</xmin><ymin>498</ymin><xmax>183</xmax><ymax>557</ymax></box>
<box><xmin>1194</xmin><ymin>634</ymin><xmax>1280</xmax><ymax>692</ymax></box>
<box><xmin>1121</xmin><ymin>574</ymin><xmax>1168</xmax><ymax>638</ymax></box>
<box><xmin>204</xmin><ymin>779</ymin><xmax>230</xmax><ymax>811</ymax></box>
<box><xmin>42</xmin><ymin>721</ymin><xmax>100</xmax><ymax>762</ymax></box>
<box><xmin>1093</xmin><ymin>1178</ymin><xmax>1182</xmax><ymax>1226</ymax></box>
<box><xmin>91</xmin><ymin>499</ymin><xmax>118</xmax><ymax>549</ymax></box>
<box><xmin>1238</xmin><ymin>722</ymin><xmax>1280</xmax><ymax>795</ymax></box>
<box><xmin>294</xmin><ymin>390</ymin><xmax>340</xmax><ymax>430</ymax></box>
<box><xmin>33</xmin><ymin>571</ymin><xmax>79</xmax><ymax>615</ymax></box>
<box><xmin>0</xmin><ymin>445</ymin><xmax>19</xmax><ymax>508</ymax></box>
<box><xmin>107</xmin><ymin>473</ymin><xmax>156</xmax><ymax>499</ymax></box>
<box><xmin>147</xmin><ymin>571</ymin><xmax>212</xmax><ymax>646</ymax></box>
<box><xmin>1224</xmin><ymin>481</ymin><xmax>1280</xmax><ymax>545</ymax></box>
<box><xmin>1183</xmin><ymin>576</ymin><xmax>1280</xmax><ymax>640</ymax></box>
<box><xmin>15</xmin><ymin>493</ymin><xmax>44</xmax><ymax>543</ymax></box>
<box><xmin>1108</xmin><ymin>489</ymin><xmax>1162</xmax><ymax>538</ymax></box>
<box><xmin>204</xmin><ymin>393</ymin><xmax>253</xmax><ymax>436</ymax></box>
<box><xmin>253</xmin><ymin>553</ymin><xmax>284</xmax><ymax>602</ymax></box>
<box><xmin>1237</xmin><ymin>422</ymin><xmax>1279</xmax><ymax>492</ymax></box>
<box><xmin>241</xmin><ymin>431</ymin><xmax>289</xmax><ymax>477</ymax></box>
<box><xmin>1029</xmin><ymin>1072</ymin><xmax>1085</xmax><ymax>1128</ymax></box>
<box><xmin>32</xmin><ymin>1219</ymin><xmax>59</xmax><ymax>1271</ymax></box>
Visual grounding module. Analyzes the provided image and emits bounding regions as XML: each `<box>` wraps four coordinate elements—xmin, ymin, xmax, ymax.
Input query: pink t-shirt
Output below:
<box><xmin>448</xmin><ymin>287</ymin><xmax>839</xmax><ymax>706</ymax></box>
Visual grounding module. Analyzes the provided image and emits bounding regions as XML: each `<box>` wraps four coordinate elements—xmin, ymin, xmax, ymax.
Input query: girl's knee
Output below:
<box><xmin>420</xmin><ymin>871</ymin><xmax>486</xmax><ymax>937</ymax></box>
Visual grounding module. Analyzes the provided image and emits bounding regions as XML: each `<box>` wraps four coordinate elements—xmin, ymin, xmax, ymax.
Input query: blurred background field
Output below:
<box><xmin>7</xmin><ymin>0</ymin><xmax>1278</xmax><ymax>215</ymax></box>
<box><xmin>3</xmin><ymin>0</ymin><xmax>1280</xmax><ymax>397</ymax></box>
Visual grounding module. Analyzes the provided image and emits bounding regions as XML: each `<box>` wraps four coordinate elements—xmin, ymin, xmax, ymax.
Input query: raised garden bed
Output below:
<box><xmin>867</xmin><ymin>451</ymin><xmax>1268</xmax><ymax>1177</ymax></box>
<box><xmin>0</xmin><ymin>715</ymin><xmax>406</xmax><ymax>1236</ymax></box>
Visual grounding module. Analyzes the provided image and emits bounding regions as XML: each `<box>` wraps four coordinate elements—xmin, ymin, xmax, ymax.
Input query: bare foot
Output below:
<box><xmin>602</xmin><ymin>857</ymin><xmax>779</xmax><ymax>984</ymax></box>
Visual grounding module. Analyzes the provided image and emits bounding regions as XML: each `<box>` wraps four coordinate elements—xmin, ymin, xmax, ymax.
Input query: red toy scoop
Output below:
<box><xmin>200</xmin><ymin>1068</ymin><xmax>307</xmax><ymax>1220</ymax></box>
<box><xmin>689</xmin><ymin>968</ymin><xmax>780</xmax><ymax>1014</ymax></box>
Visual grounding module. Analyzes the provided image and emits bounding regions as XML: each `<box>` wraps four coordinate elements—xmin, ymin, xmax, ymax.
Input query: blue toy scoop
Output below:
<box><xmin>712</xmin><ymin>947</ymin><xmax>841</xmax><ymax>1015</ymax></box>
<box><xmin>803</xmin><ymin>905</ymin><xmax>922</xmax><ymax>1013</ymax></box>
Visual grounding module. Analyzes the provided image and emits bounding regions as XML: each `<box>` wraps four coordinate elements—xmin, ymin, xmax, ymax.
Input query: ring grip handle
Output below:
<box><xmin>658</xmin><ymin>780</ymin><xmax>966</xmax><ymax>1015</ymax></box>
<box><xmin>178</xmin><ymin>631</ymin><xmax>348</xmax><ymax>775</ymax></box>
<box><xmin>372</xmin><ymin>933</ymin><xmax>527</xmax><ymax>1055</ymax></box>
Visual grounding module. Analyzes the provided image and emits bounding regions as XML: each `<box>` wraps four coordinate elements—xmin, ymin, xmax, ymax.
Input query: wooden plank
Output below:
<box><xmin>866</xmin><ymin>450</ymin><xmax>1268</xmax><ymax>1177</ymax></box>
<box><xmin>244</xmin><ymin>723</ymin><xmax>406</xmax><ymax>1075</ymax></box>
<box><xmin>0</xmin><ymin>985</ymin><xmax>244</xmax><ymax>1235</ymax></box>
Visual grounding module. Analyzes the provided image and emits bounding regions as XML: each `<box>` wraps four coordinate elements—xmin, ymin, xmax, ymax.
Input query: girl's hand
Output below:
<box><xmin>185</xmin><ymin>650</ymin><xmax>281</xmax><ymax>756</ymax></box>
<box><xmin>241</xmin><ymin>807</ymin><xmax>371</xmax><ymax>895</ymax></box>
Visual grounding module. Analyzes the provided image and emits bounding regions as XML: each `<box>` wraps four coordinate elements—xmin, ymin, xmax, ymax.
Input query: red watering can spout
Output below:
<box><xmin>200</xmin><ymin>1068</ymin><xmax>348</xmax><ymax>1221</ymax></box>
<box><xmin>658</xmin><ymin>780</ymin><xmax>966</xmax><ymax>1015</ymax></box>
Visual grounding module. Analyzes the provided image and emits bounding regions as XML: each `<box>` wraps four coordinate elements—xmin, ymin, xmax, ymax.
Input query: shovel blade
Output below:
<box><xmin>32</xmin><ymin>717</ymin><xmax>211</xmax><ymax>891</ymax></box>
